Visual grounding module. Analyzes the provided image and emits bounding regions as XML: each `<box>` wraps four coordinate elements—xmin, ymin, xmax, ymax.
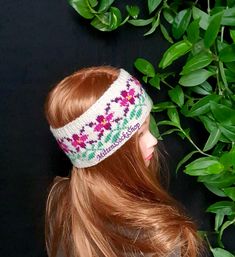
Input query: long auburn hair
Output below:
<box><xmin>44</xmin><ymin>66</ymin><xmax>203</xmax><ymax>257</ymax></box>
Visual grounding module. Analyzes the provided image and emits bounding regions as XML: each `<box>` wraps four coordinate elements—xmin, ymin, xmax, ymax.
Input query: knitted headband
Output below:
<box><xmin>50</xmin><ymin>69</ymin><xmax>153</xmax><ymax>168</ymax></box>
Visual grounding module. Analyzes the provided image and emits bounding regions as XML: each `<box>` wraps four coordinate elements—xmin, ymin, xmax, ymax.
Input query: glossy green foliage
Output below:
<box><xmin>70</xmin><ymin>0</ymin><xmax>235</xmax><ymax>256</ymax></box>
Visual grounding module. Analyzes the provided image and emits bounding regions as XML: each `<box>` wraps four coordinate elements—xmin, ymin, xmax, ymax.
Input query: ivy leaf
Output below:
<box><xmin>204</xmin><ymin>11</ymin><xmax>223</xmax><ymax>48</ymax></box>
<box><xmin>134</xmin><ymin>58</ymin><xmax>155</xmax><ymax>77</ymax></box>
<box><xmin>89</xmin><ymin>0</ymin><xmax>98</xmax><ymax>8</ymax></box>
<box><xmin>203</xmin><ymin>127</ymin><xmax>221</xmax><ymax>152</ymax></box>
<box><xmin>168</xmin><ymin>85</ymin><xmax>184</xmax><ymax>107</ymax></box>
<box><xmin>179</xmin><ymin>69</ymin><xmax>214</xmax><ymax>87</ymax></box>
<box><xmin>187</xmin><ymin>18</ymin><xmax>200</xmax><ymax>43</ymax></box>
<box><xmin>128</xmin><ymin>18</ymin><xmax>154</xmax><ymax>26</ymax></box>
<box><xmin>172</xmin><ymin>9</ymin><xmax>192</xmax><ymax>39</ymax></box>
<box><xmin>69</xmin><ymin>0</ymin><xmax>95</xmax><ymax>19</ymax></box>
<box><xmin>219</xmin><ymin>44</ymin><xmax>235</xmax><ymax>62</ymax></box>
<box><xmin>159</xmin><ymin>40</ymin><xmax>192</xmax><ymax>69</ymax></box>
<box><xmin>126</xmin><ymin>5</ymin><xmax>140</xmax><ymax>19</ymax></box>
<box><xmin>148</xmin><ymin>0</ymin><xmax>162</xmax><ymax>14</ymax></box>
<box><xmin>181</xmin><ymin>51</ymin><xmax>213</xmax><ymax>75</ymax></box>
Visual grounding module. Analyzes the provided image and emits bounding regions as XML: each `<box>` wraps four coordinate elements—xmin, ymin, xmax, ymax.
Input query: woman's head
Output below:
<box><xmin>45</xmin><ymin>66</ymin><xmax>156</xmax><ymax>170</ymax></box>
<box><xmin>44</xmin><ymin>66</ymin><xmax>202</xmax><ymax>257</ymax></box>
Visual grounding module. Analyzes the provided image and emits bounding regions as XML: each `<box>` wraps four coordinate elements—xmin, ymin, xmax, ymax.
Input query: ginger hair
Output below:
<box><xmin>44</xmin><ymin>66</ymin><xmax>203</xmax><ymax>257</ymax></box>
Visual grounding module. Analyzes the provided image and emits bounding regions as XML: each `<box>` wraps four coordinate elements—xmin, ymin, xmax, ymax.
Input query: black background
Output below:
<box><xmin>0</xmin><ymin>1</ymin><xmax>234</xmax><ymax>256</ymax></box>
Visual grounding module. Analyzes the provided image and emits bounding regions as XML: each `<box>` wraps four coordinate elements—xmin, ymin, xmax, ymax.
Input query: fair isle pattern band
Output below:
<box><xmin>50</xmin><ymin>69</ymin><xmax>153</xmax><ymax>168</ymax></box>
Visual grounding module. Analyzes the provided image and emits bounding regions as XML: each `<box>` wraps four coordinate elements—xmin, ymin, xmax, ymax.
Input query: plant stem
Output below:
<box><xmin>207</xmin><ymin>0</ymin><xmax>211</xmax><ymax>14</ymax></box>
<box><xmin>181</xmin><ymin>129</ymin><xmax>212</xmax><ymax>157</ymax></box>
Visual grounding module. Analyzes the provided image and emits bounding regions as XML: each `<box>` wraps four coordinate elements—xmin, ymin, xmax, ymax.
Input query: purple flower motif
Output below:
<box><xmin>57</xmin><ymin>139</ymin><xmax>70</xmax><ymax>153</ymax></box>
<box><xmin>94</xmin><ymin>113</ymin><xmax>113</xmax><ymax>132</ymax></box>
<box><xmin>120</xmin><ymin>88</ymin><xmax>136</xmax><ymax>106</ymax></box>
<box><xmin>71</xmin><ymin>134</ymin><xmax>88</xmax><ymax>151</ymax></box>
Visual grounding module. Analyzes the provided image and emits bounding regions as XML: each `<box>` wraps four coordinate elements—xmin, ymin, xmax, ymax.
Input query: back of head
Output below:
<box><xmin>44</xmin><ymin>66</ymin><xmax>203</xmax><ymax>257</ymax></box>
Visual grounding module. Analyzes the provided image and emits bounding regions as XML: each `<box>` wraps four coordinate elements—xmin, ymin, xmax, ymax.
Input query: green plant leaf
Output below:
<box><xmin>221</xmin><ymin>7</ymin><xmax>235</xmax><ymax>26</ymax></box>
<box><xmin>185</xmin><ymin>157</ymin><xmax>224</xmax><ymax>176</ymax></box>
<box><xmin>161</xmin><ymin>128</ymin><xmax>180</xmax><ymax>137</ymax></box>
<box><xmin>167</xmin><ymin>108</ymin><xmax>180</xmax><ymax>125</ymax></box>
<box><xmin>128</xmin><ymin>18</ymin><xmax>154</xmax><ymax>26</ymax></box>
<box><xmin>179</xmin><ymin>69</ymin><xmax>214</xmax><ymax>87</ymax></box>
<box><xmin>223</xmin><ymin>187</ymin><xmax>235</xmax><ymax>201</ymax></box>
<box><xmin>219</xmin><ymin>149</ymin><xmax>235</xmax><ymax>169</ymax></box>
<box><xmin>183</xmin><ymin>95</ymin><xmax>220</xmax><ymax>117</ymax></box>
<box><xmin>230</xmin><ymin>29</ymin><xmax>235</xmax><ymax>43</ymax></box>
<box><xmin>149</xmin><ymin>75</ymin><xmax>160</xmax><ymax>89</ymax></box>
<box><xmin>219</xmin><ymin>44</ymin><xmax>235</xmax><ymax>62</ymax></box>
<box><xmin>159</xmin><ymin>40</ymin><xmax>192</xmax><ymax>69</ymax></box>
<box><xmin>91</xmin><ymin>13</ymin><xmax>111</xmax><ymax>31</ymax></box>
<box><xmin>181</xmin><ymin>51</ymin><xmax>213</xmax><ymax>75</ymax></box>
<box><xmin>168</xmin><ymin>85</ymin><xmax>184</xmax><ymax>107</ymax></box>
<box><xmin>144</xmin><ymin>15</ymin><xmax>160</xmax><ymax>36</ymax></box>
<box><xmin>148</xmin><ymin>0</ymin><xmax>162</xmax><ymax>14</ymax></box>
<box><xmin>198</xmin><ymin>172</ymin><xmax>235</xmax><ymax>188</ymax></box>
<box><xmin>172</xmin><ymin>9</ymin><xmax>191</xmax><ymax>39</ymax></box>
<box><xmin>135</xmin><ymin>58</ymin><xmax>155</xmax><ymax>77</ymax></box>
<box><xmin>211</xmin><ymin>247</ymin><xmax>235</xmax><ymax>257</ymax></box>
<box><xmin>152</xmin><ymin>102</ymin><xmax>176</xmax><ymax>112</ymax></box>
<box><xmin>204</xmin><ymin>11</ymin><xmax>223</xmax><ymax>48</ymax></box>
<box><xmin>126</xmin><ymin>5</ymin><xmax>140</xmax><ymax>19</ymax></box>
<box><xmin>215</xmin><ymin>212</ymin><xmax>225</xmax><ymax>232</ymax></box>
<box><xmin>150</xmin><ymin>114</ymin><xmax>161</xmax><ymax>139</ymax></box>
<box><xmin>207</xmin><ymin>201</ymin><xmax>235</xmax><ymax>215</ymax></box>
<box><xmin>219</xmin><ymin>124</ymin><xmax>235</xmax><ymax>141</ymax></box>
<box><xmin>89</xmin><ymin>0</ymin><xmax>98</xmax><ymax>8</ymax></box>
<box><xmin>176</xmin><ymin>150</ymin><xmax>198</xmax><ymax>172</ymax></box>
<box><xmin>203</xmin><ymin>127</ymin><xmax>221</xmax><ymax>152</ymax></box>
<box><xmin>218</xmin><ymin>220</ymin><xmax>235</xmax><ymax>249</ymax></box>
<box><xmin>192</xmin><ymin>6</ymin><xmax>209</xmax><ymax>30</ymax></box>
<box><xmin>160</xmin><ymin>24</ymin><xmax>174</xmax><ymax>43</ymax></box>
<box><xmin>210</xmin><ymin>102</ymin><xmax>235</xmax><ymax>126</ymax></box>
<box><xmin>190</xmin><ymin>81</ymin><xmax>213</xmax><ymax>95</ymax></box>
<box><xmin>162</xmin><ymin>8</ymin><xmax>175</xmax><ymax>24</ymax></box>
<box><xmin>187</xmin><ymin>18</ymin><xmax>200</xmax><ymax>43</ymax></box>
<box><xmin>157</xmin><ymin>120</ymin><xmax>178</xmax><ymax>127</ymax></box>
<box><xmin>204</xmin><ymin>183</ymin><xmax>226</xmax><ymax>197</ymax></box>
<box><xmin>69</xmin><ymin>0</ymin><xmax>95</xmax><ymax>19</ymax></box>
<box><xmin>98</xmin><ymin>0</ymin><xmax>115</xmax><ymax>12</ymax></box>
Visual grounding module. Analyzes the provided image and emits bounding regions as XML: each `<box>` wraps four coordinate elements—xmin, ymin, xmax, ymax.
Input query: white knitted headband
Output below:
<box><xmin>50</xmin><ymin>69</ymin><xmax>153</xmax><ymax>168</ymax></box>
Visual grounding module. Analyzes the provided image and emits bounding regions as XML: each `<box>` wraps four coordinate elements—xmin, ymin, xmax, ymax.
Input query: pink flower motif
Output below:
<box><xmin>94</xmin><ymin>113</ymin><xmax>113</xmax><ymax>132</ymax></box>
<box><xmin>71</xmin><ymin>134</ymin><xmax>88</xmax><ymax>151</ymax></box>
<box><xmin>132</xmin><ymin>77</ymin><xmax>141</xmax><ymax>86</ymax></box>
<box><xmin>57</xmin><ymin>139</ymin><xmax>70</xmax><ymax>153</ymax></box>
<box><xmin>120</xmin><ymin>88</ymin><xmax>135</xmax><ymax>106</ymax></box>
